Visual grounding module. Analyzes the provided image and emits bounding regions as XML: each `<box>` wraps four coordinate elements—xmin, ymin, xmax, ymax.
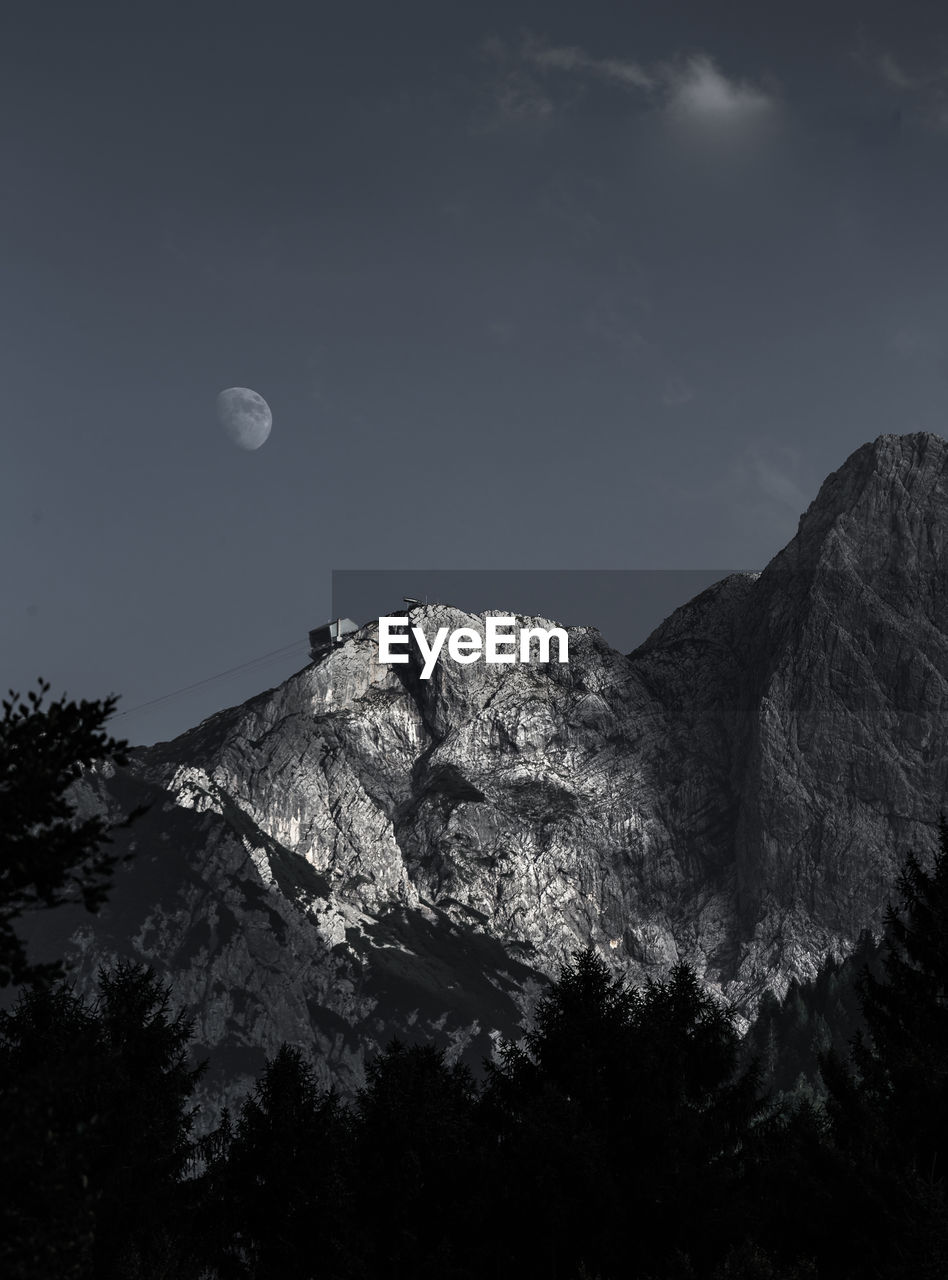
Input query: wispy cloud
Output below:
<box><xmin>535</xmin><ymin>173</ymin><xmax>607</xmax><ymax>245</ymax></box>
<box><xmin>473</xmin><ymin>38</ymin><xmax>556</xmax><ymax>132</ymax></box>
<box><xmin>888</xmin><ymin>325</ymin><xmax>936</xmax><ymax>362</ymax></box>
<box><xmin>661</xmin><ymin>377</ymin><xmax>694</xmax><ymax>407</ymax></box>
<box><xmin>853</xmin><ymin>36</ymin><xmax>948</xmax><ymax>132</ymax></box>
<box><xmin>490</xmin><ymin>71</ymin><xmax>555</xmax><ymax>127</ymax></box>
<box><xmin>664</xmin><ymin>441</ymin><xmax>812</xmax><ymax>559</ymax></box>
<box><xmin>707</xmin><ymin>442</ymin><xmax>813</xmax><ymax>551</ymax></box>
<box><xmin>578</xmin><ymin>284</ymin><xmax>696</xmax><ymax>409</ymax></box>
<box><xmin>522</xmin><ymin>34</ymin><xmax>655</xmax><ymax>91</ymax></box>
<box><xmin>491</xmin><ymin>35</ymin><xmax>778</xmax><ymax>133</ymax></box>
<box><xmin>736</xmin><ymin>442</ymin><xmax>809</xmax><ymax>513</ymax></box>
<box><xmin>662</xmin><ymin>54</ymin><xmax>775</xmax><ymax>125</ymax></box>
<box><xmin>875</xmin><ymin>52</ymin><xmax>921</xmax><ymax>92</ymax></box>
<box><xmin>886</xmin><ymin>321</ymin><xmax>948</xmax><ymax>387</ymax></box>
<box><xmin>579</xmin><ymin>269</ymin><xmax>654</xmax><ymax>364</ymax></box>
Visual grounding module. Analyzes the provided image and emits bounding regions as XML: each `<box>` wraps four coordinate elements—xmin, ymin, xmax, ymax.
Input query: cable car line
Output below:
<box><xmin>108</xmin><ymin>640</ymin><xmax>310</xmax><ymax>720</ymax></box>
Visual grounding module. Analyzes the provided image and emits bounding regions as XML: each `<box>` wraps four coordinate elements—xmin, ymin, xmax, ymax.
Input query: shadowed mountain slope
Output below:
<box><xmin>29</xmin><ymin>433</ymin><xmax>948</xmax><ymax>1112</ymax></box>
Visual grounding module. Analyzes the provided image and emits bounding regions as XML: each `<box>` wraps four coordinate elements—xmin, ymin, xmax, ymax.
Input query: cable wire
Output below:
<box><xmin>108</xmin><ymin>640</ymin><xmax>310</xmax><ymax>720</ymax></box>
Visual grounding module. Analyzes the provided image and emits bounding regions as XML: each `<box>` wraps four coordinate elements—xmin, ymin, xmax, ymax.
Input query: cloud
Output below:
<box><xmin>738</xmin><ymin>443</ymin><xmax>809</xmax><ymax>513</ymax></box>
<box><xmin>886</xmin><ymin>322</ymin><xmax>948</xmax><ymax>387</ymax></box>
<box><xmin>662</xmin><ymin>55</ymin><xmax>775</xmax><ymax>124</ymax></box>
<box><xmin>472</xmin><ymin>38</ymin><xmax>556</xmax><ymax>132</ymax></box>
<box><xmin>581</xmin><ymin>301</ymin><xmax>651</xmax><ymax>361</ymax></box>
<box><xmin>889</xmin><ymin>325</ymin><xmax>936</xmax><ymax>362</ymax></box>
<box><xmin>875</xmin><ymin>52</ymin><xmax>921</xmax><ymax>92</ymax></box>
<box><xmin>491</xmin><ymin>70</ymin><xmax>555</xmax><ymax>127</ymax></box>
<box><xmin>474</xmin><ymin>75</ymin><xmax>554</xmax><ymax>132</ymax></box>
<box><xmin>580</xmin><ymin>270</ymin><xmax>654</xmax><ymax>364</ymax></box>
<box><xmin>661</xmin><ymin>377</ymin><xmax>694</xmax><ymax>407</ymax></box>
<box><xmin>535</xmin><ymin>173</ymin><xmax>607</xmax><ymax>244</ymax></box>
<box><xmin>509</xmin><ymin>35</ymin><xmax>777</xmax><ymax>130</ymax></box>
<box><xmin>664</xmin><ymin>441</ymin><xmax>812</xmax><ymax>559</ymax></box>
<box><xmin>579</xmin><ymin>284</ymin><xmax>698</xmax><ymax>410</ymax></box>
<box><xmin>853</xmin><ymin>37</ymin><xmax>948</xmax><ymax>132</ymax></box>
<box><xmin>522</xmin><ymin>35</ymin><xmax>655</xmax><ymax>91</ymax></box>
<box><xmin>702</xmin><ymin>442</ymin><xmax>813</xmax><ymax>552</ymax></box>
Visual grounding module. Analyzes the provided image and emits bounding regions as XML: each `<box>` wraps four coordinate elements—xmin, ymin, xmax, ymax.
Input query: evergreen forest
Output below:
<box><xmin>4</xmin><ymin>683</ymin><xmax>948</xmax><ymax>1279</ymax></box>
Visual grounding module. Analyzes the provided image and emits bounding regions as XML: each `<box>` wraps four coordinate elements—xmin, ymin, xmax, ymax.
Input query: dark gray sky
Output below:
<box><xmin>4</xmin><ymin>1</ymin><xmax>948</xmax><ymax>745</ymax></box>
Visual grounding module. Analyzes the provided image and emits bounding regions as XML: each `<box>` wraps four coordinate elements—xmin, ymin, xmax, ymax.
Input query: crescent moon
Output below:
<box><xmin>216</xmin><ymin>387</ymin><xmax>272</xmax><ymax>451</ymax></box>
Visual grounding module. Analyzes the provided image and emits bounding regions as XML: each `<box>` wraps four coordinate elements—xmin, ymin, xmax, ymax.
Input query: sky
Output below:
<box><xmin>4</xmin><ymin>0</ymin><xmax>948</xmax><ymax>746</ymax></box>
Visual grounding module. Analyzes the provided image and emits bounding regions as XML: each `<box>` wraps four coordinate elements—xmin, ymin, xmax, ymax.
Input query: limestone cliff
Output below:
<box><xmin>36</xmin><ymin>432</ymin><xmax>948</xmax><ymax>1112</ymax></box>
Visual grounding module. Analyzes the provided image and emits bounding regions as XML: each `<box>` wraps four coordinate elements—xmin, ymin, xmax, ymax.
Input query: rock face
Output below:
<box><xmin>32</xmin><ymin>432</ymin><xmax>948</xmax><ymax>1112</ymax></box>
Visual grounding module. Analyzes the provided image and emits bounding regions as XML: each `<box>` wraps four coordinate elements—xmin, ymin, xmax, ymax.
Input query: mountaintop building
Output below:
<box><xmin>308</xmin><ymin>618</ymin><xmax>359</xmax><ymax>660</ymax></box>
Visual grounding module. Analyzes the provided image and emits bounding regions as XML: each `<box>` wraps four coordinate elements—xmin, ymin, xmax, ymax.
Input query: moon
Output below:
<box><xmin>216</xmin><ymin>387</ymin><xmax>272</xmax><ymax>451</ymax></box>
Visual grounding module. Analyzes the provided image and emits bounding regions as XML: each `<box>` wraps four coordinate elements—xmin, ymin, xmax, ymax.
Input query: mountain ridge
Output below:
<box><xmin>24</xmin><ymin>431</ymin><xmax>948</xmax><ymax>1114</ymax></box>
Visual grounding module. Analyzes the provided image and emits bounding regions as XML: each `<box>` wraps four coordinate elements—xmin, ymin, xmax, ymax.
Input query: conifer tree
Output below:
<box><xmin>202</xmin><ymin>1043</ymin><xmax>352</xmax><ymax>1280</ymax></box>
<box><xmin>823</xmin><ymin>825</ymin><xmax>948</xmax><ymax>1168</ymax></box>
<box><xmin>0</xmin><ymin>679</ymin><xmax>143</xmax><ymax>987</ymax></box>
<box><xmin>355</xmin><ymin>1039</ymin><xmax>480</xmax><ymax>1280</ymax></box>
<box><xmin>0</xmin><ymin>964</ymin><xmax>205</xmax><ymax>1279</ymax></box>
<box><xmin>821</xmin><ymin>822</ymin><xmax>948</xmax><ymax>1275</ymax></box>
<box><xmin>482</xmin><ymin>948</ymin><xmax>764</xmax><ymax>1279</ymax></box>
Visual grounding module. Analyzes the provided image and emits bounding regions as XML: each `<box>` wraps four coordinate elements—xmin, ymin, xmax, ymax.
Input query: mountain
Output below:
<box><xmin>27</xmin><ymin>432</ymin><xmax>948</xmax><ymax>1115</ymax></box>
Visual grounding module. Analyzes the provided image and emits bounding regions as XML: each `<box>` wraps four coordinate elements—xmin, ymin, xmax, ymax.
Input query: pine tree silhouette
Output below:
<box><xmin>200</xmin><ymin>1043</ymin><xmax>352</xmax><ymax>1280</ymax></box>
<box><xmin>0</xmin><ymin>679</ymin><xmax>144</xmax><ymax>987</ymax></box>
<box><xmin>355</xmin><ymin>1039</ymin><xmax>480</xmax><ymax>1280</ymax></box>
<box><xmin>482</xmin><ymin>948</ymin><xmax>764</xmax><ymax>1279</ymax></box>
<box><xmin>821</xmin><ymin>821</ymin><xmax>948</xmax><ymax>1276</ymax></box>
<box><xmin>0</xmin><ymin>964</ymin><xmax>205</xmax><ymax>1279</ymax></box>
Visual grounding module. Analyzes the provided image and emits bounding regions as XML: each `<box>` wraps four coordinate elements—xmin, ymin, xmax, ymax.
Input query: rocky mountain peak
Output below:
<box><xmin>774</xmin><ymin>432</ymin><xmax>948</xmax><ymax>586</ymax></box>
<box><xmin>26</xmin><ymin>433</ymin><xmax>948</xmax><ymax>1116</ymax></box>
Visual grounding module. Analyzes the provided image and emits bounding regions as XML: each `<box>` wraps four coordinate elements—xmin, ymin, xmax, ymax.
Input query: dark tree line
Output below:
<box><xmin>0</xmin><ymin>679</ymin><xmax>144</xmax><ymax>988</ymax></box>
<box><xmin>5</xmin><ymin>681</ymin><xmax>948</xmax><ymax>1277</ymax></box>
<box><xmin>0</xmin><ymin>965</ymin><xmax>203</xmax><ymax>1279</ymax></box>
<box><xmin>742</xmin><ymin>931</ymin><xmax>885</xmax><ymax>1103</ymax></box>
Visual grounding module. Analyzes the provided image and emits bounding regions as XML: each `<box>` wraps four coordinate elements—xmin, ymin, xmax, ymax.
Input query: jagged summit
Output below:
<box><xmin>32</xmin><ymin>433</ymin><xmax>948</xmax><ymax>1114</ymax></box>
<box><xmin>775</xmin><ymin>432</ymin><xmax>948</xmax><ymax>580</ymax></box>
<box><xmin>636</xmin><ymin>433</ymin><xmax>948</xmax><ymax>665</ymax></box>
<box><xmin>802</xmin><ymin>431</ymin><xmax>948</xmax><ymax>526</ymax></box>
